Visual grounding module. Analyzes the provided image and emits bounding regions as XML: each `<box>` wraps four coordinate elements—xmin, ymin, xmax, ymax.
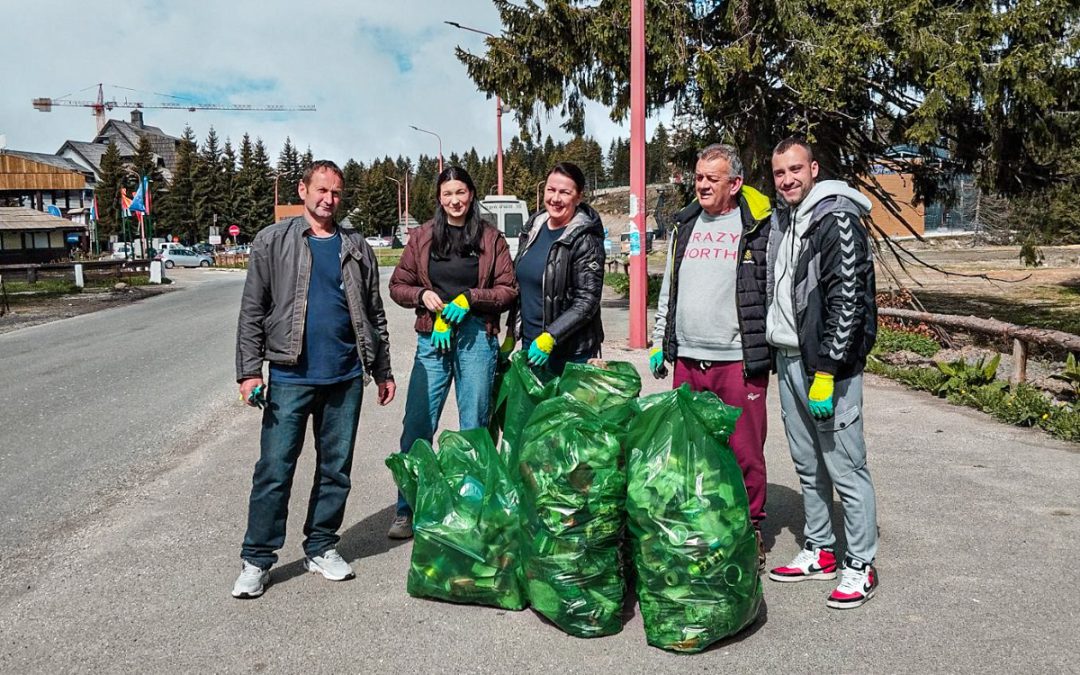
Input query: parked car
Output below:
<box><xmin>365</xmin><ymin>236</ymin><xmax>390</xmax><ymax>248</ymax></box>
<box><xmin>192</xmin><ymin>242</ymin><xmax>215</xmax><ymax>256</ymax></box>
<box><xmin>225</xmin><ymin>244</ymin><xmax>251</xmax><ymax>255</ymax></box>
<box><xmin>158</xmin><ymin>248</ymin><xmax>213</xmax><ymax>268</ymax></box>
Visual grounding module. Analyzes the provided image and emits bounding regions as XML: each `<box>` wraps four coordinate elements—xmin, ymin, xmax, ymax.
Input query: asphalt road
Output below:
<box><xmin>1</xmin><ymin>267</ymin><xmax>1078</xmax><ymax>673</ymax></box>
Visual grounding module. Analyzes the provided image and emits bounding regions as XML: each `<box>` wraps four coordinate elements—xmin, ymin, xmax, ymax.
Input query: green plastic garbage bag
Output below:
<box><xmin>518</xmin><ymin>393</ymin><xmax>630</xmax><ymax>637</ymax></box>
<box><xmin>625</xmin><ymin>385</ymin><xmax>762</xmax><ymax>653</ymax></box>
<box><xmin>384</xmin><ymin>429</ymin><xmax>526</xmax><ymax>610</ymax></box>
<box><xmin>488</xmin><ymin>351</ymin><xmax>558</xmax><ymax>458</ymax></box>
<box><xmin>556</xmin><ymin>360</ymin><xmax>642</xmax><ymax>419</ymax></box>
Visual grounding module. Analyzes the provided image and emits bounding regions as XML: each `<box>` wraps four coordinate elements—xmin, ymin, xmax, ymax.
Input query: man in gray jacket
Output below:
<box><xmin>765</xmin><ymin>137</ymin><xmax>880</xmax><ymax>609</ymax></box>
<box><xmin>231</xmin><ymin>160</ymin><xmax>396</xmax><ymax>599</ymax></box>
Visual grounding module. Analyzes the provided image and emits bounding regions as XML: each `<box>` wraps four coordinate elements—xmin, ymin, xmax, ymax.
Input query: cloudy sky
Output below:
<box><xmin>1</xmin><ymin>0</ymin><xmax>666</xmax><ymax>171</ymax></box>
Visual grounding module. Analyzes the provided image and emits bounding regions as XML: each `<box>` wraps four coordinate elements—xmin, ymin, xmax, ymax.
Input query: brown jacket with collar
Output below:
<box><xmin>389</xmin><ymin>221</ymin><xmax>518</xmax><ymax>335</ymax></box>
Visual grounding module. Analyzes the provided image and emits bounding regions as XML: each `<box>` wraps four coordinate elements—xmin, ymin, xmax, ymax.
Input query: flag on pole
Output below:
<box><xmin>130</xmin><ymin>176</ymin><xmax>151</xmax><ymax>215</ymax></box>
<box><xmin>90</xmin><ymin>195</ymin><xmax>98</xmax><ymax>223</ymax></box>
<box><xmin>120</xmin><ymin>187</ymin><xmax>133</xmax><ymax>217</ymax></box>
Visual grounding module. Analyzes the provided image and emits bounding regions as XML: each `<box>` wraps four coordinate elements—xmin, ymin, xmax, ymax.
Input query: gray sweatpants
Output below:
<box><xmin>776</xmin><ymin>351</ymin><xmax>878</xmax><ymax>565</ymax></box>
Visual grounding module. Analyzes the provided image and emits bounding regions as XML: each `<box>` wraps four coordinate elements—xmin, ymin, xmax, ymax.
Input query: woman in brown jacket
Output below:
<box><xmin>386</xmin><ymin>166</ymin><xmax>518</xmax><ymax>538</ymax></box>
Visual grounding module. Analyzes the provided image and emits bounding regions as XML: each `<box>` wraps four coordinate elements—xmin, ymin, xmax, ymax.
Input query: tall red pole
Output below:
<box><xmin>404</xmin><ymin>170</ymin><xmax>410</xmax><ymax>232</ymax></box>
<box><xmin>628</xmin><ymin>0</ymin><xmax>647</xmax><ymax>349</ymax></box>
<box><xmin>496</xmin><ymin>95</ymin><xmax>504</xmax><ymax>195</ymax></box>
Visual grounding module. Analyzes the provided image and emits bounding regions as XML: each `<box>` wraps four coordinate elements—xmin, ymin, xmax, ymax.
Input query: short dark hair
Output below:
<box><xmin>548</xmin><ymin>161</ymin><xmax>586</xmax><ymax>194</ymax></box>
<box><xmin>772</xmin><ymin>137</ymin><xmax>815</xmax><ymax>163</ymax></box>
<box><xmin>301</xmin><ymin>159</ymin><xmax>344</xmax><ymax>185</ymax></box>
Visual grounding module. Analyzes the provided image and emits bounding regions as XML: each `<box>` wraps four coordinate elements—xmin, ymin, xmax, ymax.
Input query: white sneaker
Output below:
<box><xmin>304</xmin><ymin>549</ymin><xmax>355</xmax><ymax>581</ymax></box>
<box><xmin>232</xmin><ymin>561</ymin><xmax>270</xmax><ymax>599</ymax></box>
<box><xmin>827</xmin><ymin>560</ymin><xmax>878</xmax><ymax>609</ymax></box>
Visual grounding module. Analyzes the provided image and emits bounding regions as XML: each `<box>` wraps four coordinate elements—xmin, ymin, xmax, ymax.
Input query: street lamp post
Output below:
<box><xmin>410</xmin><ymin>125</ymin><xmax>443</xmax><ymax>174</ymax></box>
<box><xmin>444</xmin><ymin>21</ymin><xmax>504</xmax><ymax>195</ymax></box>
<box><xmin>628</xmin><ymin>0</ymin><xmax>647</xmax><ymax>349</ymax></box>
<box><xmin>384</xmin><ymin>175</ymin><xmax>403</xmax><ymax>230</ymax></box>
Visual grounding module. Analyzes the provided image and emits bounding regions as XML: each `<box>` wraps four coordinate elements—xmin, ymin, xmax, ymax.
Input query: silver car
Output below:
<box><xmin>159</xmin><ymin>247</ymin><xmax>213</xmax><ymax>268</ymax></box>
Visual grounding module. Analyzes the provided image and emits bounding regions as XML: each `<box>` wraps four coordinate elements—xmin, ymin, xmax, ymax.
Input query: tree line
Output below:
<box><xmin>92</xmin><ymin>124</ymin><xmax>680</xmax><ymax>243</ymax></box>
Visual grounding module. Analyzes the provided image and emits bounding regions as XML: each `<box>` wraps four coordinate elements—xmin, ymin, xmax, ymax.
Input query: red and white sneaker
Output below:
<box><xmin>827</xmin><ymin>560</ymin><xmax>878</xmax><ymax>609</ymax></box>
<box><xmin>768</xmin><ymin>544</ymin><xmax>838</xmax><ymax>582</ymax></box>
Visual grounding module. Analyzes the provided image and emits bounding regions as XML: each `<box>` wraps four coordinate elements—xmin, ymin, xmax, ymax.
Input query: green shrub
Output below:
<box><xmin>603</xmin><ymin>272</ymin><xmax>663</xmax><ymax>307</ymax></box>
<box><xmin>872</xmin><ymin>327</ymin><xmax>941</xmax><ymax>357</ymax></box>
<box><xmin>1050</xmin><ymin>353</ymin><xmax>1080</xmax><ymax>399</ymax></box>
<box><xmin>935</xmin><ymin>355</ymin><xmax>1004</xmax><ymax>397</ymax></box>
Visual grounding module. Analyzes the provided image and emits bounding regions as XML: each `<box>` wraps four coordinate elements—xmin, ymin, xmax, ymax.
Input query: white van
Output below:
<box><xmin>478</xmin><ymin>195</ymin><xmax>530</xmax><ymax>257</ymax></box>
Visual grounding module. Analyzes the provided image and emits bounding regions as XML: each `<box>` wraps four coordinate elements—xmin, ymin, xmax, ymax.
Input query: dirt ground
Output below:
<box><xmin>0</xmin><ymin>284</ymin><xmax>173</xmax><ymax>336</ymax></box>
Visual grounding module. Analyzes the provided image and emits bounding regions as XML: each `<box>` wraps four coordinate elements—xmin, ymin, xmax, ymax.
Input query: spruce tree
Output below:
<box><xmin>192</xmin><ymin>127</ymin><xmax>223</xmax><ymax>242</ymax></box>
<box><xmin>94</xmin><ymin>141</ymin><xmax>124</xmax><ymax>237</ymax></box>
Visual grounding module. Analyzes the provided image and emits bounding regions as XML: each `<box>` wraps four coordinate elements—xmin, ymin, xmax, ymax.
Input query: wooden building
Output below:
<box><xmin>0</xmin><ymin>150</ymin><xmax>93</xmax><ymax>213</ymax></box>
<box><xmin>0</xmin><ymin>207</ymin><xmax>87</xmax><ymax>265</ymax></box>
<box><xmin>57</xmin><ymin>110</ymin><xmax>179</xmax><ymax>182</ymax></box>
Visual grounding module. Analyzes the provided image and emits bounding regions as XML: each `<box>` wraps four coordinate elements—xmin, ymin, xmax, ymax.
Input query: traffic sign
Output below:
<box><xmin>228</xmin><ymin>225</ymin><xmax>240</xmax><ymax>236</ymax></box>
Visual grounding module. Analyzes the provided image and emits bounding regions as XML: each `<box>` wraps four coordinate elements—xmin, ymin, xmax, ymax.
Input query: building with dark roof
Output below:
<box><xmin>56</xmin><ymin>110</ymin><xmax>180</xmax><ymax>182</ymax></box>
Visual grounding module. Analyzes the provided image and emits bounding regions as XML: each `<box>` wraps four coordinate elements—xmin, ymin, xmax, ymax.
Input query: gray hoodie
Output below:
<box><xmin>766</xmin><ymin>180</ymin><xmax>872</xmax><ymax>351</ymax></box>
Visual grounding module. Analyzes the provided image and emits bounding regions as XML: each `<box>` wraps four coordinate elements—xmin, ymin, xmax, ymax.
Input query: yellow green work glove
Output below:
<box><xmin>499</xmin><ymin>335</ymin><xmax>516</xmax><ymax>365</ymax></box>
<box><xmin>649</xmin><ymin>347</ymin><xmax>668</xmax><ymax>379</ymax></box>
<box><xmin>808</xmin><ymin>372</ymin><xmax>835</xmax><ymax>419</ymax></box>
<box><xmin>431</xmin><ymin>315</ymin><xmax>453</xmax><ymax>352</ymax></box>
<box><xmin>527</xmin><ymin>332</ymin><xmax>555</xmax><ymax>367</ymax></box>
<box><xmin>441</xmin><ymin>293</ymin><xmax>470</xmax><ymax>324</ymax></box>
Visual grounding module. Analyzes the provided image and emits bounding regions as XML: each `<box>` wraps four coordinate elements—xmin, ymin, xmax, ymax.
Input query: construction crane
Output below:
<box><xmin>33</xmin><ymin>83</ymin><xmax>316</xmax><ymax>134</ymax></box>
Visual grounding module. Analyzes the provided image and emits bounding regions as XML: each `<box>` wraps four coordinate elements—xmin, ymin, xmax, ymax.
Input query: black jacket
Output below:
<box><xmin>508</xmin><ymin>203</ymin><xmax>606</xmax><ymax>359</ymax></box>
<box><xmin>657</xmin><ymin>186</ymin><xmax>773</xmax><ymax>379</ymax></box>
<box><xmin>766</xmin><ymin>195</ymin><xmax>877</xmax><ymax>377</ymax></box>
<box><xmin>236</xmin><ymin>217</ymin><xmax>393</xmax><ymax>384</ymax></box>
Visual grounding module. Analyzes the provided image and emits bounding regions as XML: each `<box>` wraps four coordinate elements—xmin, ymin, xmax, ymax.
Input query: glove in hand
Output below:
<box><xmin>441</xmin><ymin>293</ymin><xmax>470</xmax><ymax>324</ymax></box>
<box><xmin>431</xmin><ymin>315</ymin><xmax>453</xmax><ymax>352</ymax></box>
<box><xmin>808</xmin><ymin>372</ymin><xmax>835</xmax><ymax>419</ymax></box>
<box><xmin>649</xmin><ymin>347</ymin><xmax>668</xmax><ymax>379</ymax></box>
<box><xmin>527</xmin><ymin>332</ymin><xmax>555</xmax><ymax>367</ymax></box>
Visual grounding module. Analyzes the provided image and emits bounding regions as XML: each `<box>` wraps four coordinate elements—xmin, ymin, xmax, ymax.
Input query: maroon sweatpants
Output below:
<box><xmin>673</xmin><ymin>358</ymin><xmax>769</xmax><ymax>527</ymax></box>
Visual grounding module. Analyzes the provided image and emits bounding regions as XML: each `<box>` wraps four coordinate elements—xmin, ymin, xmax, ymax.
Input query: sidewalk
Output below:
<box><xmin>1</xmin><ymin>298</ymin><xmax>1077</xmax><ymax>673</ymax></box>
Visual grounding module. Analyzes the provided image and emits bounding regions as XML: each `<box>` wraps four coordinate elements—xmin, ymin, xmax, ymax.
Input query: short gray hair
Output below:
<box><xmin>697</xmin><ymin>143</ymin><xmax>743</xmax><ymax>178</ymax></box>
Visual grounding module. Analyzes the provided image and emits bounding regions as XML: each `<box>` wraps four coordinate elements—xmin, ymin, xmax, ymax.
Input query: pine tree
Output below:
<box><xmin>277</xmin><ymin>138</ymin><xmax>303</xmax><ymax>205</ymax></box>
<box><xmin>220</xmin><ymin>139</ymin><xmax>238</xmax><ymax>234</ymax></box>
<box><xmin>455</xmin><ymin>0</ymin><xmax>1080</xmax><ymax>237</ymax></box>
<box><xmin>192</xmin><ymin>127</ymin><xmax>222</xmax><ymax>242</ymax></box>
<box><xmin>156</xmin><ymin>126</ymin><xmax>197</xmax><ymax>240</ymax></box>
<box><xmin>251</xmin><ymin>139</ymin><xmax>274</xmax><ymax>229</ymax></box>
<box><xmin>94</xmin><ymin>141</ymin><xmax>124</xmax><ymax>237</ymax></box>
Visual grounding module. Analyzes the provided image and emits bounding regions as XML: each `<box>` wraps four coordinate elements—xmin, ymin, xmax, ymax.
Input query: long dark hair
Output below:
<box><xmin>431</xmin><ymin>166</ymin><xmax>484</xmax><ymax>259</ymax></box>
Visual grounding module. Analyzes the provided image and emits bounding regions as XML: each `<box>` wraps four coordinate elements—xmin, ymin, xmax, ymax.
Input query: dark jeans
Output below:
<box><xmin>240</xmin><ymin>376</ymin><xmax>364</xmax><ymax>569</ymax></box>
<box><xmin>397</xmin><ymin>316</ymin><xmax>498</xmax><ymax>516</ymax></box>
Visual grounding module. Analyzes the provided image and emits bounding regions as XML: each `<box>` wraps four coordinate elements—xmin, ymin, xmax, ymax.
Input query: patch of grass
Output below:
<box><xmin>3</xmin><ymin>279</ymin><xmax>76</xmax><ymax>296</ymax></box>
<box><xmin>872</xmin><ymin>327</ymin><xmax>941</xmax><ymax>357</ymax></box>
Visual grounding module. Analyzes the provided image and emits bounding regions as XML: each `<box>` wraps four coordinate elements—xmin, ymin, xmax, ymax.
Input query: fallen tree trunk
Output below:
<box><xmin>878</xmin><ymin>308</ymin><xmax>1080</xmax><ymax>353</ymax></box>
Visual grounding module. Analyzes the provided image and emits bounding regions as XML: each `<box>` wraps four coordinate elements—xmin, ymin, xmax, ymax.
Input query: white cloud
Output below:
<box><xmin>0</xmin><ymin>1</ymin><xmax>668</xmax><ymax>169</ymax></box>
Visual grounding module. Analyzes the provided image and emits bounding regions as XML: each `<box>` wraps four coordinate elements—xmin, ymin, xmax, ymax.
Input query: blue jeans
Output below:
<box><xmin>397</xmin><ymin>316</ymin><xmax>498</xmax><ymax>516</ymax></box>
<box><xmin>241</xmin><ymin>376</ymin><xmax>364</xmax><ymax>569</ymax></box>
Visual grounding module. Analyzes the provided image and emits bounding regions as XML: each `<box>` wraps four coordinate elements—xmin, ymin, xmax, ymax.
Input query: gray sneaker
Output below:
<box><xmin>387</xmin><ymin>514</ymin><xmax>413</xmax><ymax>540</ymax></box>
<box><xmin>232</xmin><ymin>561</ymin><xmax>270</xmax><ymax>599</ymax></box>
<box><xmin>304</xmin><ymin>549</ymin><xmax>355</xmax><ymax>581</ymax></box>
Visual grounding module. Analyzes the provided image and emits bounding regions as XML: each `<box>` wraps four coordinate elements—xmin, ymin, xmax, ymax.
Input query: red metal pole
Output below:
<box><xmin>404</xmin><ymin>170</ymin><xmax>410</xmax><ymax>232</ymax></box>
<box><xmin>628</xmin><ymin>0</ymin><xmax>647</xmax><ymax>349</ymax></box>
<box><xmin>496</xmin><ymin>95</ymin><xmax>504</xmax><ymax>195</ymax></box>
